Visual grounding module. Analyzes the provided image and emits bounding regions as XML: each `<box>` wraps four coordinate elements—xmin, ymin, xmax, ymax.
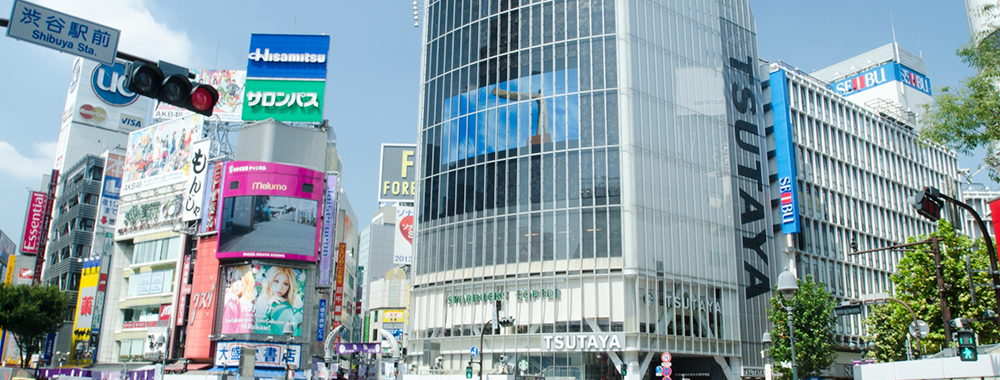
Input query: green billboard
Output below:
<box><xmin>241</xmin><ymin>79</ymin><xmax>325</xmax><ymax>122</ymax></box>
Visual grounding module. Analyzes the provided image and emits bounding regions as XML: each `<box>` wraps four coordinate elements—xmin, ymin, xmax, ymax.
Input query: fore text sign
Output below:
<box><xmin>7</xmin><ymin>0</ymin><xmax>120</xmax><ymax>65</ymax></box>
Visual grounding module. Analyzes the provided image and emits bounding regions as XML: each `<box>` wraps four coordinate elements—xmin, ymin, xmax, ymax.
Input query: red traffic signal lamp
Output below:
<box><xmin>911</xmin><ymin>187</ymin><xmax>943</xmax><ymax>222</ymax></box>
<box><xmin>126</xmin><ymin>61</ymin><xmax>219</xmax><ymax>116</ymax></box>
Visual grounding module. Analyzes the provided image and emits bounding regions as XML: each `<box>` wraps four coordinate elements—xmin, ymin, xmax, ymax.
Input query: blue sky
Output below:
<box><xmin>0</xmin><ymin>0</ymin><xmax>984</xmax><ymax>245</ymax></box>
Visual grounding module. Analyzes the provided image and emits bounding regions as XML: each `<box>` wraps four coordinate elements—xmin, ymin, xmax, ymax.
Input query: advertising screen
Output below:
<box><xmin>121</xmin><ymin>114</ymin><xmax>205</xmax><ymax>196</ymax></box>
<box><xmin>221</xmin><ymin>264</ymin><xmax>306</xmax><ymax>337</ymax></box>
<box><xmin>441</xmin><ymin>68</ymin><xmax>579</xmax><ymax>165</ymax></box>
<box><xmin>217</xmin><ymin>161</ymin><xmax>324</xmax><ymax>261</ymax></box>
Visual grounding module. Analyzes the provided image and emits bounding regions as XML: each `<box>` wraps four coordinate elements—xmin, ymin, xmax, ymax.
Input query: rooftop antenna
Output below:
<box><xmin>293</xmin><ymin>15</ymin><xmax>296</xmax><ymax>34</ymax></box>
<box><xmin>214</xmin><ymin>40</ymin><xmax>220</xmax><ymax>70</ymax></box>
<box><xmin>890</xmin><ymin>12</ymin><xmax>900</xmax><ymax>63</ymax></box>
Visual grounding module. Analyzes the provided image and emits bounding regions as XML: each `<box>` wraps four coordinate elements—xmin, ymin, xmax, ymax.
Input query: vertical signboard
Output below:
<box><xmin>34</xmin><ymin>170</ymin><xmax>59</xmax><ymax>283</ymax></box>
<box><xmin>720</xmin><ymin>1</ymin><xmax>774</xmax><ymax>370</ymax></box>
<box><xmin>20</xmin><ymin>191</ymin><xmax>47</xmax><ymax>254</ymax></box>
<box><xmin>182</xmin><ymin>139</ymin><xmax>212</xmax><ymax>221</ymax></box>
<box><xmin>769</xmin><ymin>69</ymin><xmax>801</xmax><ymax>234</ymax></box>
<box><xmin>183</xmin><ymin>236</ymin><xmax>219</xmax><ymax>359</ymax></box>
<box><xmin>393</xmin><ymin>207</ymin><xmax>413</xmax><ymax>265</ymax></box>
<box><xmin>200</xmin><ymin>161</ymin><xmax>225</xmax><ymax>234</ymax></box>
<box><xmin>71</xmin><ymin>258</ymin><xmax>101</xmax><ymax>365</ymax></box>
<box><xmin>97</xmin><ymin>152</ymin><xmax>124</xmax><ymax>228</ymax></box>
<box><xmin>317</xmin><ymin>299</ymin><xmax>327</xmax><ymax>342</ymax></box>
<box><xmin>333</xmin><ymin>243</ymin><xmax>347</xmax><ymax>344</ymax></box>
<box><xmin>377</xmin><ymin>144</ymin><xmax>418</xmax><ymax>203</ymax></box>
<box><xmin>319</xmin><ymin>174</ymin><xmax>339</xmax><ymax>287</ymax></box>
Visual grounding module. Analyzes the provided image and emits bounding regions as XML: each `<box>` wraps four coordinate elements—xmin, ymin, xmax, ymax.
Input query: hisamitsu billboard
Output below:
<box><xmin>6</xmin><ymin>0</ymin><xmax>120</xmax><ymax>65</ymax></box>
<box><xmin>246</xmin><ymin>34</ymin><xmax>330</xmax><ymax>80</ymax></box>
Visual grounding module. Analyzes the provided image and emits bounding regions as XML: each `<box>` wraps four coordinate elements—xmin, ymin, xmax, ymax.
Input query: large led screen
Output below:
<box><xmin>221</xmin><ymin>264</ymin><xmax>306</xmax><ymax>336</ymax></box>
<box><xmin>218</xmin><ymin>196</ymin><xmax>318</xmax><ymax>258</ymax></box>
<box><xmin>441</xmin><ymin>68</ymin><xmax>579</xmax><ymax>165</ymax></box>
<box><xmin>216</xmin><ymin>161</ymin><xmax>325</xmax><ymax>262</ymax></box>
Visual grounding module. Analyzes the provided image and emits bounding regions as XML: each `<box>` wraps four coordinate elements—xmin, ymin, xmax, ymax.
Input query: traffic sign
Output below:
<box><xmin>6</xmin><ymin>0</ymin><xmax>121</xmax><ymax>65</ymax></box>
<box><xmin>655</xmin><ymin>366</ymin><xmax>662</xmax><ymax>376</ymax></box>
<box><xmin>661</xmin><ymin>352</ymin><xmax>672</xmax><ymax>362</ymax></box>
<box><xmin>663</xmin><ymin>367</ymin><xmax>672</xmax><ymax>377</ymax></box>
<box><xmin>909</xmin><ymin>320</ymin><xmax>930</xmax><ymax>338</ymax></box>
<box><xmin>470</xmin><ymin>346</ymin><xmax>479</xmax><ymax>358</ymax></box>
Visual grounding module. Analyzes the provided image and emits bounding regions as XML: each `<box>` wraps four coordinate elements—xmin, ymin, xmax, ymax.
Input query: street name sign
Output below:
<box><xmin>7</xmin><ymin>0</ymin><xmax>120</xmax><ymax>65</ymax></box>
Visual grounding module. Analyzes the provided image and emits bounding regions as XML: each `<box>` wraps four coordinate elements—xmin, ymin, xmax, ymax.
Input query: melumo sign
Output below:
<box><xmin>20</xmin><ymin>192</ymin><xmax>47</xmax><ymax>254</ymax></box>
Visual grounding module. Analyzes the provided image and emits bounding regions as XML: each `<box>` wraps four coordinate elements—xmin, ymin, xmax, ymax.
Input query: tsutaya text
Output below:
<box><xmin>542</xmin><ymin>334</ymin><xmax>624</xmax><ymax>351</ymax></box>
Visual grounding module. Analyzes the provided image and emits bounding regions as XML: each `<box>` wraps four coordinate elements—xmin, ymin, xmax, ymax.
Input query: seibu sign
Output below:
<box><xmin>20</xmin><ymin>191</ymin><xmax>47</xmax><ymax>254</ymax></box>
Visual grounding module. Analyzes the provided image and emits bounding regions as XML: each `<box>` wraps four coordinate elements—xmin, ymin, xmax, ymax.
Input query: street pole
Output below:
<box><xmin>932</xmin><ymin>236</ymin><xmax>953</xmax><ymax>342</ymax></box>
<box><xmin>934</xmin><ymin>191</ymin><xmax>1000</xmax><ymax>315</ymax></box>
<box><xmin>785</xmin><ymin>305</ymin><xmax>798</xmax><ymax>380</ymax></box>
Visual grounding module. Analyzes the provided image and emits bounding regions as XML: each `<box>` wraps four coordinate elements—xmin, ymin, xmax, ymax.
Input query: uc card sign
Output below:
<box><xmin>246</xmin><ymin>34</ymin><xmax>330</xmax><ymax>80</ymax></box>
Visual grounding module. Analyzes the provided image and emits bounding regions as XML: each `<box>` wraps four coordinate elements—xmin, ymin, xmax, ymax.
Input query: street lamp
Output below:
<box><xmin>777</xmin><ymin>270</ymin><xmax>799</xmax><ymax>380</ymax></box>
<box><xmin>74</xmin><ymin>342</ymin><xmax>85</xmax><ymax>366</ymax></box>
<box><xmin>284</xmin><ymin>322</ymin><xmax>295</xmax><ymax>380</ymax></box>
<box><xmin>155</xmin><ymin>335</ymin><xmax>166</xmax><ymax>370</ymax></box>
<box><xmin>762</xmin><ymin>332</ymin><xmax>772</xmax><ymax>380</ymax></box>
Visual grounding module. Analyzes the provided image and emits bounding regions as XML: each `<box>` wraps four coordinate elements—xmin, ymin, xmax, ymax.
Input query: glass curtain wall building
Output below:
<box><xmin>411</xmin><ymin>0</ymin><xmax>774</xmax><ymax>378</ymax></box>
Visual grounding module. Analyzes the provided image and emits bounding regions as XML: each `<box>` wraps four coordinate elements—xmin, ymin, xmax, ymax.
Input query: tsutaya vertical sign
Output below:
<box><xmin>719</xmin><ymin>0</ymin><xmax>774</xmax><ymax>370</ymax></box>
<box><xmin>318</xmin><ymin>173</ymin><xmax>339</xmax><ymax>288</ymax></box>
<box><xmin>769</xmin><ymin>69</ymin><xmax>801</xmax><ymax>234</ymax></box>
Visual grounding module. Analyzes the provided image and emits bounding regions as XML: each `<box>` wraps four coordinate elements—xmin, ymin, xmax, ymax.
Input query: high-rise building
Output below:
<box><xmin>764</xmin><ymin>59</ymin><xmax>959</xmax><ymax>375</ymax></box>
<box><xmin>411</xmin><ymin>0</ymin><xmax>776</xmax><ymax>378</ymax></box>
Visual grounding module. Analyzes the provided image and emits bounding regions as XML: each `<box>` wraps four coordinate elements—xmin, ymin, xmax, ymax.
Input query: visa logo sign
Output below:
<box><xmin>118</xmin><ymin>114</ymin><xmax>143</xmax><ymax>131</ymax></box>
<box><xmin>831</xmin><ymin>64</ymin><xmax>890</xmax><ymax>96</ymax></box>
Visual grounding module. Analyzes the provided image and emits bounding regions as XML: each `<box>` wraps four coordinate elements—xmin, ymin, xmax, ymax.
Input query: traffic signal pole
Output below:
<box><xmin>932</xmin><ymin>191</ymin><xmax>1000</xmax><ymax>320</ymax></box>
<box><xmin>851</xmin><ymin>237</ymin><xmax>951</xmax><ymax>342</ymax></box>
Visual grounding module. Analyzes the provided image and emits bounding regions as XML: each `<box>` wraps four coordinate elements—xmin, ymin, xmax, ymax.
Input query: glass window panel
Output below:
<box><xmin>569</xmin><ymin>209</ymin><xmax>581</xmax><ymax>259</ymax></box>
<box><xmin>581</xmin><ymin>149</ymin><xmax>594</xmax><ymax>206</ymax></box>
<box><xmin>556</xmin><ymin>210</ymin><xmax>568</xmax><ymax>260</ymax></box>
<box><xmin>609</xmin><ymin>207</ymin><xmax>622</xmax><ymax>257</ymax></box>
<box><xmin>595</xmin><ymin>207</ymin><xmax>608</xmax><ymax>258</ymax></box>
<box><xmin>531</xmin><ymin>213</ymin><xmax>542</xmax><ymax>261</ymax></box>
<box><xmin>568</xmin><ymin>150</ymin><xmax>580</xmax><ymax>207</ymax></box>
<box><xmin>582</xmin><ymin>208</ymin><xmax>595</xmax><ymax>258</ymax></box>
<box><xmin>595</xmin><ymin>148</ymin><xmax>607</xmax><ymax>205</ymax></box>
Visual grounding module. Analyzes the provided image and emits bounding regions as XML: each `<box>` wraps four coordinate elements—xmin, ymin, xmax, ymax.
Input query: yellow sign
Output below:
<box><xmin>382</xmin><ymin>309</ymin><xmax>405</xmax><ymax>323</ymax></box>
<box><xmin>70</xmin><ymin>260</ymin><xmax>102</xmax><ymax>365</ymax></box>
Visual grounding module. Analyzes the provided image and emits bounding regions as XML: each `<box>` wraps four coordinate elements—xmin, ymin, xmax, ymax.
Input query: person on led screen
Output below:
<box><xmin>253</xmin><ymin>266</ymin><xmax>304</xmax><ymax>336</ymax></box>
<box><xmin>221</xmin><ymin>265</ymin><xmax>255</xmax><ymax>334</ymax></box>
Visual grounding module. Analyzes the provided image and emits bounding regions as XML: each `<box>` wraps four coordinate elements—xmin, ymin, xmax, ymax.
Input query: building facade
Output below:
<box><xmin>764</xmin><ymin>60</ymin><xmax>959</xmax><ymax>375</ymax></box>
<box><xmin>42</xmin><ymin>154</ymin><xmax>106</xmax><ymax>358</ymax></box>
<box><xmin>411</xmin><ymin>0</ymin><xmax>776</xmax><ymax>378</ymax></box>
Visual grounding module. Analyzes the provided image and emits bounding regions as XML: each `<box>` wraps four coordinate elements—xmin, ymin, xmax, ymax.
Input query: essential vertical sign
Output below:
<box><xmin>20</xmin><ymin>191</ymin><xmax>47</xmax><ymax>254</ymax></box>
<box><xmin>6</xmin><ymin>0</ymin><xmax>120</xmax><ymax>65</ymax></box>
<box><xmin>769</xmin><ymin>69</ymin><xmax>801</xmax><ymax>234</ymax></box>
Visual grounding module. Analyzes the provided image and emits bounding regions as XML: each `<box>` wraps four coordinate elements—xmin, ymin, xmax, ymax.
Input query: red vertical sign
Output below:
<box><xmin>333</xmin><ymin>243</ymin><xmax>347</xmax><ymax>343</ymax></box>
<box><xmin>990</xmin><ymin>199</ymin><xmax>1000</xmax><ymax>262</ymax></box>
<box><xmin>34</xmin><ymin>170</ymin><xmax>59</xmax><ymax>284</ymax></box>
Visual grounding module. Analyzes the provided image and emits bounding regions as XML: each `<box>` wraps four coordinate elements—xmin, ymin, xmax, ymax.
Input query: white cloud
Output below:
<box><xmin>34</xmin><ymin>0</ymin><xmax>195</xmax><ymax>66</ymax></box>
<box><xmin>0</xmin><ymin>141</ymin><xmax>57</xmax><ymax>180</ymax></box>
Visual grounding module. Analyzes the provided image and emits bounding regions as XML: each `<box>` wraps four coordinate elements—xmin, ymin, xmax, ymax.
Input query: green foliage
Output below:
<box><xmin>767</xmin><ymin>274</ymin><xmax>838</xmax><ymax>379</ymax></box>
<box><xmin>920</xmin><ymin>33</ymin><xmax>1000</xmax><ymax>181</ymax></box>
<box><xmin>864</xmin><ymin>219</ymin><xmax>1000</xmax><ymax>359</ymax></box>
<box><xmin>0</xmin><ymin>283</ymin><xmax>73</xmax><ymax>368</ymax></box>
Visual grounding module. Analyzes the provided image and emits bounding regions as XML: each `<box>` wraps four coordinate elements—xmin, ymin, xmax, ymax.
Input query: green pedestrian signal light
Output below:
<box><xmin>621</xmin><ymin>365</ymin><xmax>627</xmax><ymax>376</ymax></box>
<box><xmin>466</xmin><ymin>366</ymin><xmax>473</xmax><ymax>378</ymax></box>
<box><xmin>957</xmin><ymin>329</ymin><xmax>978</xmax><ymax>362</ymax></box>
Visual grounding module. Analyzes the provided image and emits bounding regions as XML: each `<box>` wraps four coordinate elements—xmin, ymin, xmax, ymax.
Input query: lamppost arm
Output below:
<box><xmin>934</xmin><ymin>191</ymin><xmax>1000</xmax><ymax>314</ymax></box>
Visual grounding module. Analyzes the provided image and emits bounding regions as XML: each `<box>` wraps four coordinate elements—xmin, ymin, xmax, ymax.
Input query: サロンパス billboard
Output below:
<box><xmin>241</xmin><ymin>79</ymin><xmax>325</xmax><ymax>122</ymax></box>
<box><xmin>221</xmin><ymin>264</ymin><xmax>306</xmax><ymax>337</ymax></box>
<box><xmin>217</xmin><ymin>161</ymin><xmax>324</xmax><ymax>262</ymax></box>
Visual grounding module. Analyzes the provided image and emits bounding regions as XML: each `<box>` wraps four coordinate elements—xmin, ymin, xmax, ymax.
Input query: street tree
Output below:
<box><xmin>864</xmin><ymin>219</ymin><xmax>1000</xmax><ymax>359</ymax></box>
<box><xmin>767</xmin><ymin>274</ymin><xmax>838</xmax><ymax>379</ymax></box>
<box><xmin>0</xmin><ymin>283</ymin><xmax>73</xmax><ymax>368</ymax></box>
<box><xmin>920</xmin><ymin>19</ymin><xmax>1000</xmax><ymax>181</ymax></box>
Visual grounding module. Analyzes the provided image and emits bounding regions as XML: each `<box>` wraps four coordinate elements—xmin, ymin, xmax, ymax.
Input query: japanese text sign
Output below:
<box><xmin>7</xmin><ymin>0</ymin><xmax>120</xmax><ymax>65</ymax></box>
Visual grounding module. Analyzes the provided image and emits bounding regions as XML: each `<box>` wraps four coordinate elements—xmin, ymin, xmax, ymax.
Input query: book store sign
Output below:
<box><xmin>542</xmin><ymin>333</ymin><xmax>624</xmax><ymax>351</ymax></box>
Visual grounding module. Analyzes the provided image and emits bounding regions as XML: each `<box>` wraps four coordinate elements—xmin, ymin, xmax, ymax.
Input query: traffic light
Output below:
<box><xmin>126</xmin><ymin>61</ymin><xmax>219</xmax><ymax>116</ymax></box>
<box><xmin>957</xmin><ymin>329</ymin><xmax>978</xmax><ymax>362</ymax></box>
<box><xmin>498</xmin><ymin>316</ymin><xmax>516</xmax><ymax>327</ymax></box>
<box><xmin>910</xmin><ymin>187</ymin><xmax>943</xmax><ymax>221</ymax></box>
<box><xmin>466</xmin><ymin>365</ymin><xmax>473</xmax><ymax>378</ymax></box>
<box><xmin>620</xmin><ymin>364</ymin><xmax>627</xmax><ymax>376</ymax></box>
<box><xmin>834</xmin><ymin>302</ymin><xmax>863</xmax><ymax>316</ymax></box>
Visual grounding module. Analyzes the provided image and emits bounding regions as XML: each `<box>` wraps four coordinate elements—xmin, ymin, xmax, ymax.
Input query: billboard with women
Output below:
<box><xmin>217</xmin><ymin>161</ymin><xmax>325</xmax><ymax>261</ymax></box>
<box><xmin>121</xmin><ymin>114</ymin><xmax>204</xmax><ymax>195</ymax></box>
<box><xmin>221</xmin><ymin>264</ymin><xmax>306</xmax><ymax>337</ymax></box>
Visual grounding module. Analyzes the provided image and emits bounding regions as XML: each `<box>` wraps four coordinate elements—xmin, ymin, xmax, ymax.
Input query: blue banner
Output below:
<box><xmin>43</xmin><ymin>333</ymin><xmax>56</xmax><ymax>360</ymax></box>
<box><xmin>770</xmin><ymin>69</ymin><xmax>801</xmax><ymax>234</ymax></box>
<box><xmin>317</xmin><ymin>299</ymin><xmax>327</xmax><ymax>342</ymax></box>
<box><xmin>828</xmin><ymin>62</ymin><xmax>931</xmax><ymax>97</ymax></box>
<box><xmin>246</xmin><ymin>34</ymin><xmax>330</xmax><ymax>80</ymax></box>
